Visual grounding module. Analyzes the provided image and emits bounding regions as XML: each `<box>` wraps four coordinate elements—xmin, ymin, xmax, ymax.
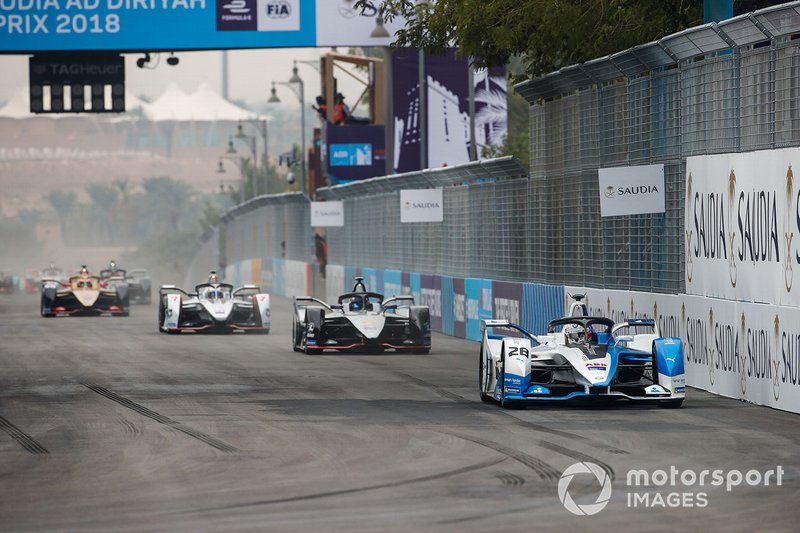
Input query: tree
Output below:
<box><xmin>141</xmin><ymin>177</ymin><xmax>192</xmax><ymax>233</ymax></box>
<box><xmin>86</xmin><ymin>183</ymin><xmax>119</xmax><ymax>242</ymax></box>
<box><xmin>481</xmin><ymin>85</ymin><xmax>530</xmax><ymax>168</ymax></box>
<box><xmin>45</xmin><ymin>190</ymin><xmax>76</xmax><ymax>240</ymax></box>
<box><xmin>356</xmin><ymin>1</ymin><xmax>770</xmax><ymax>80</ymax></box>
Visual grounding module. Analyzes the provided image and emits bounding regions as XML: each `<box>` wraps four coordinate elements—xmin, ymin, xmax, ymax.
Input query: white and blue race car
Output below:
<box><xmin>478</xmin><ymin>315</ymin><xmax>685</xmax><ymax>407</ymax></box>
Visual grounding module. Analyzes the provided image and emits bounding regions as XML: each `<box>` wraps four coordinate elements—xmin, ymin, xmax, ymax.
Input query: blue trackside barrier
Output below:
<box><xmin>383</xmin><ymin>269</ymin><xmax>402</xmax><ymax>298</ymax></box>
<box><xmin>441</xmin><ymin>276</ymin><xmax>455</xmax><ymax>336</ymax></box>
<box><xmin>522</xmin><ymin>282</ymin><xmax>565</xmax><ymax>335</ymax></box>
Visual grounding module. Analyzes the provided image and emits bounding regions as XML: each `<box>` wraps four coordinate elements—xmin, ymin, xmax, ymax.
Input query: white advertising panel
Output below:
<box><xmin>598</xmin><ymin>164</ymin><xmax>665</xmax><ymax>217</ymax></box>
<box><xmin>400</xmin><ymin>189</ymin><xmax>444</xmax><ymax>223</ymax></box>
<box><xmin>315</xmin><ymin>1</ymin><xmax>406</xmax><ymax>47</ymax></box>
<box><xmin>565</xmin><ymin>286</ymin><xmax>800</xmax><ymax>414</ymax></box>
<box><xmin>685</xmin><ymin>148</ymin><xmax>800</xmax><ymax>307</ymax></box>
<box><xmin>310</xmin><ymin>201</ymin><xmax>344</xmax><ymax>227</ymax></box>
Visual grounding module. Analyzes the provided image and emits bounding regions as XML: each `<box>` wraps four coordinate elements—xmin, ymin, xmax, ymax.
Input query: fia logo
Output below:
<box><xmin>266</xmin><ymin>0</ymin><xmax>291</xmax><ymax>18</ymax></box>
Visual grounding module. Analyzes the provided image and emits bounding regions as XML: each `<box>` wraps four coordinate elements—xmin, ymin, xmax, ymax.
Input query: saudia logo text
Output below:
<box><xmin>607</xmin><ymin>185</ymin><xmax>659</xmax><ymax>197</ymax></box>
<box><xmin>405</xmin><ymin>201</ymin><xmax>441</xmax><ymax>209</ymax></box>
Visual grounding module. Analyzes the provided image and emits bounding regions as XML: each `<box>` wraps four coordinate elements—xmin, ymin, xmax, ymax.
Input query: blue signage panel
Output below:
<box><xmin>325</xmin><ymin>123</ymin><xmax>385</xmax><ymax>183</ymax></box>
<box><xmin>0</xmin><ymin>0</ymin><xmax>316</xmax><ymax>52</ymax></box>
<box><xmin>329</xmin><ymin>143</ymin><xmax>372</xmax><ymax>167</ymax></box>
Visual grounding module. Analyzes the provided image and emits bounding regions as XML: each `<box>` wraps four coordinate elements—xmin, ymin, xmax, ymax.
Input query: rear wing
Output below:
<box><xmin>383</xmin><ymin>295</ymin><xmax>415</xmax><ymax>309</ymax></box>
<box><xmin>293</xmin><ymin>296</ymin><xmax>332</xmax><ymax>311</ymax></box>
<box><xmin>612</xmin><ymin>318</ymin><xmax>659</xmax><ymax>337</ymax></box>
<box><xmin>159</xmin><ymin>285</ymin><xmax>194</xmax><ymax>297</ymax></box>
<box><xmin>481</xmin><ymin>319</ymin><xmax>535</xmax><ymax>340</ymax></box>
<box><xmin>233</xmin><ymin>284</ymin><xmax>262</xmax><ymax>296</ymax></box>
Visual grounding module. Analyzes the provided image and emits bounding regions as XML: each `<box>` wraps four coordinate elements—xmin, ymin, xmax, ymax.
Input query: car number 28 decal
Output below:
<box><xmin>507</xmin><ymin>346</ymin><xmax>529</xmax><ymax>357</ymax></box>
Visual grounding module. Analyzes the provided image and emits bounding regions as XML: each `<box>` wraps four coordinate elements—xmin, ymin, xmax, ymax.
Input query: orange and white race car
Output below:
<box><xmin>41</xmin><ymin>266</ymin><xmax>129</xmax><ymax>317</ymax></box>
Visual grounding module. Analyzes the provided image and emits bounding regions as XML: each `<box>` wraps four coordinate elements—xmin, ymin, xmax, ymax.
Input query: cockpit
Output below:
<box><xmin>338</xmin><ymin>292</ymin><xmax>384</xmax><ymax>313</ymax></box>
<box><xmin>197</xmin><ymin>284</ymin><xmax>232</xmax><ymax>302</ymax></box>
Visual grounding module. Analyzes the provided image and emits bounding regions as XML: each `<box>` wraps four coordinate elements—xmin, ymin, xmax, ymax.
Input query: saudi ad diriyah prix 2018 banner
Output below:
<box><xmin>565</xmin><ymin>286</ymin><xmax>800</xmax><ymax>414</ymax></box>
<box><xmin>0</xmin><ymin>0</ymin><xmax>405</xmax><ymax>52</ymax></box>
<box><xmin>685</xmin><ymin>148</ymin><xmax>800</xmax><ymax>307</ymax></box>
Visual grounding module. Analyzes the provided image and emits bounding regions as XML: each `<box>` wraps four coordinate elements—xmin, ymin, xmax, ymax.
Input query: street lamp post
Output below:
<box><xmin>235</xmin><ymin>119</ymin><xmax>269</xmax><ymax>195</ymax></box>
<box><xmin>268</xmin><ymin>61</ymin><xmax>306</xmax><ymax>197</ymax></box>
<box><xmin>217</xmin><ymin>151</ymin><xmax>245</xmax><ymax>204</ymax></box>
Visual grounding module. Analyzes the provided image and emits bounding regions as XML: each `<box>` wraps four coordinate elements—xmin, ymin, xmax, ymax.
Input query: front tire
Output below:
<box><xmin>292</xmin><ymin>315</ymin><xmax>303</xmax><ymax>352</ymax></box>
<box><xmin>479</xmin><ymin>347</ymin><xmax>494</xmax><ymax>403</ymax></box>
<box><xmin>157</xmin><ymin>296</ymin><xmax>167</xmax><ymax>333</ymax></box>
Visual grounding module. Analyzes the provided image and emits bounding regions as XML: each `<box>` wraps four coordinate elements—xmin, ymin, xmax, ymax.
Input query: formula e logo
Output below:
<box><xmin>265</xmin><ymin>0</ymin><xmax>291</xmax><ymax>18</ymax></box>
<box><xmin>218</xmin><ymin>0</ymin><xmax>256</xmax><ymax>30</ymax></box>
<box><xmin>223</xmin><ymin>0</ymin><xmax>250</xmax><ymax>13</ymax></box>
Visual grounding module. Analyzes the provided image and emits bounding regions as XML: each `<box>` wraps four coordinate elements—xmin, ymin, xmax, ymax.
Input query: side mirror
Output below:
<box><xmin>331</xmin><ymin>304</ymin><xmax>342</xmax><ymax>310</ymax></box>
<box><xmin>287</xmin><ymin>172</ymin><xmax>296</xmax><ymax>185</ymax></box>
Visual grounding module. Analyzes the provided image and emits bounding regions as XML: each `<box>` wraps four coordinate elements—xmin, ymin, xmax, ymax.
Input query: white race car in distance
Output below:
<box><xmin>158</xmin><ymin>272</ymin><xmax>270</xmax><ymax>333</ymax></box>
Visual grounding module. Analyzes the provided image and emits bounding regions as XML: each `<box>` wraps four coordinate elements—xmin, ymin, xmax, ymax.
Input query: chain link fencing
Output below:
<box><xmin>216</xmin><ymin>4</ymin><xmax>800</xmax><ymax>296</ymax></box>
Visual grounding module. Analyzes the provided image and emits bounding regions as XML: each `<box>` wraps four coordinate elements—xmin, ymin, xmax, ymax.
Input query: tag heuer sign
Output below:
<box><xmin>29</xmin><ymin>53</ymin><xmax>125</xmax><ymax>114</ymax></box>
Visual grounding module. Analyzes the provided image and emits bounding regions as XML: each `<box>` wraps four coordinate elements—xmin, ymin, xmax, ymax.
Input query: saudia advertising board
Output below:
<box><xmin>685</xmin><ymin>148</ymin><xmax>800</xmax><ymax>307</ymax></box>
<box><xmin>0</xmin><ymin>0</ymin><xmax>400</xmax><ymax>51</ymax></box>
<box><xmin>598</xmin><ymin>164</ymin><xmax>665</xmax><ymax>217</ymax></box>
<box><xmin>400</xmin><ymin>189</ymin><xmax>443</xmax><ymax>223</ymax></box>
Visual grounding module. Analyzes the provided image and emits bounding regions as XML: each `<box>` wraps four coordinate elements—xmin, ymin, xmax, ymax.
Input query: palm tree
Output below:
<box><xmin>86</xmin><ymin>183</ymin><xmax>119</xmax><ymax>242</ymax></box>
<box><xmin>45</xmin><ymin>190</ymin><xmax>77</xmax><ymax>241</ymax></box>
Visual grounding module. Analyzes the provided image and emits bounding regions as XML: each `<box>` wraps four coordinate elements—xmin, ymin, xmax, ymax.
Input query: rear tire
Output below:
<box><xmin>304</xmin><ymin>308</ymin><xmax>325</xmax><ymax>355</ymax></box>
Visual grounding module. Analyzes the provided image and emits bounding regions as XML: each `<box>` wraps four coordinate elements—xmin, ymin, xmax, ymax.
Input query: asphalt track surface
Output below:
<box><xmin>1</xmin><ymin>292</ymin><xmax>799</xmax><ymax>532</ymax></box>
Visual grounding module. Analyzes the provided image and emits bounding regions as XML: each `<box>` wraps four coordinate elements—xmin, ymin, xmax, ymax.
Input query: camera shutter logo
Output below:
<box><xmin>558</xmin><ymin>462</ymin><xmax>612</xmax><ymax>516</ymax></box>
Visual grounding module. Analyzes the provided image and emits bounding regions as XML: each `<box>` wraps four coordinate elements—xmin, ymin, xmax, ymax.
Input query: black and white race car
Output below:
<box><xmin>158</xmin><ymin>271</ymin><xmax>270</xmax><ymax>333</ymax></box>
<box><xmin>292</xmin><ymin>277</ymin><xmax>431</xmax><ymax>354</ymax></box>
<box><xmin>125</xmin><ymin>269</ymin><xmax>152</xmax><ymax>305</ymax></box>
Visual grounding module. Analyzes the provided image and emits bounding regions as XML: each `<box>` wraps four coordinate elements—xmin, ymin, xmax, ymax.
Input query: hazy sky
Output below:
<box><xmin>0</xmin><ymin>47</ymin><xmax>360</xmax><ymax>108</ymax></box>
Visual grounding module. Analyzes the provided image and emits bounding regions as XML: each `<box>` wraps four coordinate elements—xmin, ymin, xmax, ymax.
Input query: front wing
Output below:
<box><xmin>307</xmin><ymin>315</ymin><xmax>428</xmax><ymax>352</ymax></box>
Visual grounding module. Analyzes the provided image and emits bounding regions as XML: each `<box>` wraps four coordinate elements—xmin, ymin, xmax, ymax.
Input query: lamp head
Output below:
<box><xmin>267</xmin><ymin>84</ymin><xmax>280</xmax><ymax>103</ymax></box>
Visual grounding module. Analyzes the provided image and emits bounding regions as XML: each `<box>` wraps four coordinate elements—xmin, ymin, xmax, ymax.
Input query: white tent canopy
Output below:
<box><xmin>146</xmin><ymin>82</ymin><xmax>266</xmax><ymax>122</ymax></box>
<box><xmin>0</xmin><ymin>88</ymin><xmax>32</xmax><ymax>118</ymax></box>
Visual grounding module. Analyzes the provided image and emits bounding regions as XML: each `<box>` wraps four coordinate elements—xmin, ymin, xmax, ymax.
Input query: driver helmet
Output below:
<box><xmin>564</xmin><ymin>324</ymin><xmax>585</xmax><ymax>343</ymax></box>
<box><xmin>349</xmin><ymin>297</ymin><xmax>363</xmax><ymax>311</ymax></box>
<box><xmin>207</xmin><ymin>288</ymin><xmax>224</xmax><ymax>300</ymax></box>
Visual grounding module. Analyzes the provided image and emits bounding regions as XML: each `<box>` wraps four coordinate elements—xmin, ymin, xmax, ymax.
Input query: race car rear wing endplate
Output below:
<box><xmin>159</xmin><ymin>285</ymin><xmax>193</xmax><ymax>297</ymax></box>
<box><xmin>294</xmin><ymin>296</ymin><xmax>332</xmax><ymax>310</ymax></box>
